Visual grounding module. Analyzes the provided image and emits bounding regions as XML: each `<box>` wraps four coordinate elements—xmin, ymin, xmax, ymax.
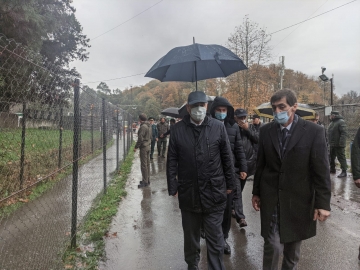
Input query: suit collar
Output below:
<box><xmin>284</xmin><ymin>117</ymin><xmax>307</xmax><ymax>156</ymax></box>
<box><xmin>269</xmin><ymin>116</ymin><xmax>307</xmax><ymax>159</ymax></box>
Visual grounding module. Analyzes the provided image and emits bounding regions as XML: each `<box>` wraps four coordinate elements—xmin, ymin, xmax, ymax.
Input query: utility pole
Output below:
<box><xmin>279</xmin><ymin>56</ymin><xmax>285</xmax><ymax>90</ymax></box>
<box><xmin>330</xmin><ymin>74</ymin><xmax>334</xmax><ymax>105</ymax></box>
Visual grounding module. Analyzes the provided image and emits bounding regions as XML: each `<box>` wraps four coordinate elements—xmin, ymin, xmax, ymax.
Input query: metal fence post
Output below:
<box><xmin>123</xmin><ymin>110</ymin><xmax>126</xmax><ymax>161</ymax></box>
<box><xmin>19</xmin><ymin>102</ymin><xmax>26</xmax><ymax>189</ymax></box>
<box><xmin>116</xmin><ymin>109</ymin><xmax>119</xmax><ymax>171</ymax></box>
<box><xmin>58</xmin><ymin>107</ymin><xmax>63</xmax><ymax>168</ymax></box>
<box><xmin>128</xmin><ymin>113</ymin><xmax>131</xmax><ymax>152</ymax></box>
<box><xmin>91</xmin><ymin>106</ymin><xmax>94</xmax><ymax>153</ymax></box>
<box><xmin>71</xmin><ymin>79</ymin><xmax>80</xmax><ymax>248</ymax></box>
<box><xmin>79</xmin><ymin>109</ymin><xmax>82</xmax><ymax>158</ymax></box>
<box><xmin>102</xmin><ymin>98</ymin><xmax>107</xmax><ymax>194</ymax></box>
<box><xmin>131</xmin><ymin>115</ymin><xmax>133</xmax><ymax>144</ymax></box>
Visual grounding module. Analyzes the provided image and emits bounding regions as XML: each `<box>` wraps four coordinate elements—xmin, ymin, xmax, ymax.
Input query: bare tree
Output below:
<box><xmin>227</xmin><ymin>16</ymin><xmax>272</xmax><ymax>109</ymax></box>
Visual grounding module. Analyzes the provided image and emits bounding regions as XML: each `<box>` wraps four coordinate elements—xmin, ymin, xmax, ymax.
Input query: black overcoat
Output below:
<box><xmin>253</xmin><ymin>117</ymin><xmax>331</xmax><ymax>243</ymax></box>
<box><xmin>167</xmin><ymin>115</ymin><xmax>235</xmax><ymax>213</ymax></box>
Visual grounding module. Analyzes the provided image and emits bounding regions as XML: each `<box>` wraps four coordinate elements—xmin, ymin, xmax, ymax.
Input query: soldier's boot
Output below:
<box><xmin>337</xmin><ymin>170</ymin><xmax>347</xmax><ymax>178</ymax></box>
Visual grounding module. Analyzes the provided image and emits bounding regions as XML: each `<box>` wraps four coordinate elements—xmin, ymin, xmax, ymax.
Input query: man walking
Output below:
<box><xmin>148</xmin><ymin>117</ymin><xmax>158</xmax><ymax>159</ymax></box>
<box><xmin>210</xmin><ymin>96</ymin><xmax>247</xmax><ymax>255</ymax></box>
<box><xmin>157</xmin><ymin>117</ymin><xmax>169</xmax><ymax>158</ymax></box>
<box><xmin>232</xmin><ymin>108</ymin><xmax>259</xmax><ymax>227</ymax></box>
<box><xmin>252</xmin><ymin>89</ymin><xmax>331</xmax><ymax>269</ymax></box>
<box><xmin>351</xmin><ymin>127</ymin><xmax>360</xmax><ymax>260</ymax></box>
<box><xmin>134</xmin><ymin>113</ymin><xmax>151</xmax><ymax>188</ymax></box>
<box><xmin>251</xmin><ymin>114</ymin><xmax>263</xmax><ymax>153</ymax></box>
<box><xmin>167</xmin><ymin>91</ymin><xmax>235</xmax><ymax>270</ymax></box>
<box><xmin>328</xmin><ymin>111</ymin><xmax>348</xmax><ymax>178</ymax></box>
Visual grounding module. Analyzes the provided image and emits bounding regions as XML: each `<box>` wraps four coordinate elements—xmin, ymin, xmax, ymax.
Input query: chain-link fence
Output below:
<box><xmin>0</xmin><ymin>34</ymin><xmax>135</xmax><ymax>269</ymax></box>
<box><xmin>314</xmin><ymin>104</ymin><xmax>360</xmax><ymax>157</ymax></box>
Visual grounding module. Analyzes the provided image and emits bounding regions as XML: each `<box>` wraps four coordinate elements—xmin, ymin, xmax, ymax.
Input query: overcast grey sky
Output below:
<box><xmin>71</xmin><ymin>0</ymin><xmax>360</xmax><ymax>97</ymax></box>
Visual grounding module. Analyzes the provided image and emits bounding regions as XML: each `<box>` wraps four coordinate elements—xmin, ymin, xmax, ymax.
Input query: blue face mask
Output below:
<box><xmin>215</xmin><ymin>112</ymin><xmax>227</xmax><ymax>120</ymax></box>
<box><xmin>273</xmin><ymin>108</ymin><xmax>291</xmax><ymax>125</ymax></box>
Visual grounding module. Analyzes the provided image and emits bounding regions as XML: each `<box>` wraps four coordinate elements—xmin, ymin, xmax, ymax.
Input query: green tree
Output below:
<box><xmin>96</xmin><ymin>82</ymin><xmax>111</xmax><ymax>96</ymax></box>
<box><xmin>0</xmin><ymin>0</ymin><xmax>90</xmax><ymax>111</ymax></box>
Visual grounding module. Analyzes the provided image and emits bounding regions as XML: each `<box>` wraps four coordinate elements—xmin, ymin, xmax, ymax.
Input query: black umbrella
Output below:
<box><xmin>178</xmin><ymin>95</ymin><xmax>215</xmax><ymax>118</ymax></box>
<box><xmin>145</xmin><ymin>40</ymin><xmax>247</xmax><ymax>90</ymax></box>
<box><xmin>161</xmin><ymin>107</ymin><xmax>179</xmax><ymax>118</ymax></box>
<box><xmin>254</xmin><ymin>102</ymin><xmax>316</xmax><ymax>119</ymax></box>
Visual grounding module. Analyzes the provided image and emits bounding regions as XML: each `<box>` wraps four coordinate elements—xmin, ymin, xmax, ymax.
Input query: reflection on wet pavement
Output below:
<box><xmin>331</xmin><ymin>169</ymin><xmax>360</xmax><ymax>203</ymax></box>
<box><xmin>102</xmin><ymin>155</ymin><xmax>360</xmax><ymax>270</ymax></box>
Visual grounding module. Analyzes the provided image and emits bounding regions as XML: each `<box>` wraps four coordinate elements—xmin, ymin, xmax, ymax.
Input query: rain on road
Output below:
<box><xmin>101</xmin><ymin>153</ymin><xmax>360</xmax><ymax>270</ymax></box>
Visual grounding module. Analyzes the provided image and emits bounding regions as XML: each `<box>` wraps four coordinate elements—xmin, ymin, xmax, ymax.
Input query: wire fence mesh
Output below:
<box><xmin>0</xmin><ymin>33</ymin><xmax>134</xmax><ymax>269</ymax></box>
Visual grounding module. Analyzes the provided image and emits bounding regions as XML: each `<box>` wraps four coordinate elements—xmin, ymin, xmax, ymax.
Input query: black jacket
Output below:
<box><xmin>239</xmin><ymin>123</ymin><xmax>258</xmax><ymax>176</ymax></box>
<box><xmin>167</xmin><ymin>115</ymin><xmax>235</xmax><ymax>213</ymax></box>
<box><xmin>209</xmin><ymin>96</ymin><xmax>247</xmax><ymax>173</ymax></box>
<box><xmin>351</xmin><ymin>127</ymin><xmax>360</xmax><ymax>180</ymax></box>
<box><xmin>253</xmin><ymin>117</ymin><xmax>331</xmax><ymax>243</ymax></box>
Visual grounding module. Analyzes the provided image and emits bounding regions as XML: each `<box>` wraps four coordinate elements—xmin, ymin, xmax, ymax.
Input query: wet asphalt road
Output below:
<box><xmin>102</xmin><ymin>152</ymin><xmax>360</xmax><ymax>270</ymax></box>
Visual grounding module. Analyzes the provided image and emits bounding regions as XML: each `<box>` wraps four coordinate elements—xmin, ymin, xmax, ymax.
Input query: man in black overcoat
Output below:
<box><xmin>167</xmin><ymin>91</ymin><xmax>235</xmax><ymax>270</ymax></box>
<box><xmin>252</xmin><ymin>89</ymin><xmax>331</xmax><ymax>269</ymax></box>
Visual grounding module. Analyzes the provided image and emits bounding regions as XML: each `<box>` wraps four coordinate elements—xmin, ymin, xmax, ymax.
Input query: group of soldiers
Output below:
<box><xmin>134</xmin><ymin>89</ymin><xmax>360</xmax><ymax>269</ymax></box>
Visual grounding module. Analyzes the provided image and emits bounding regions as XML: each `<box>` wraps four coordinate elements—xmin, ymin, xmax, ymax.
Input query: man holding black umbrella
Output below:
<box><xmin>167</xmin><ymin>91</ymin><xmax>234</xmax><ymax>270</ymax></box>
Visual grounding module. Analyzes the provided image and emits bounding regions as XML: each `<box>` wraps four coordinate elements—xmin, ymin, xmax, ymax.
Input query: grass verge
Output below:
<box><xmin>0</xmin><ymin>140</ymin><xmax>113</xmax><ymax>218</ymax></box>
<box><xmin>62</xmin><ymin>143</ymin><xmax>135</xmax><ymax>269</ymax></box>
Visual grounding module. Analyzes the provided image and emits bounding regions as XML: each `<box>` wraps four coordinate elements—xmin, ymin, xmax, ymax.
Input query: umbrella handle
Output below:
<box><xmin>194</xmin><ymin>61</ymin><xmax>198</xmax><ymax>91</ymax></box>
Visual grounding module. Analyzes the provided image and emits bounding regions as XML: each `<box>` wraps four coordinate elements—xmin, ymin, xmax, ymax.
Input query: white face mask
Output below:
<box><xmin>190</xmin><ymin>106</ymin><xmax>206</xmax><ymax>122</ymax></box>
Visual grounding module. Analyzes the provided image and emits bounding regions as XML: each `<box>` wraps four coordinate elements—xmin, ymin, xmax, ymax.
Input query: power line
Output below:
<box><xmin>83</xmin><ymin>73</ymin><xmax>146</xmax><ymax>84</ymax></box>
<box><xmin>83</xmin><ymin>0</ymin><xmax>358</xmax><ymax>85</ymax></box>
<box><xmin>272</xmin><ymin>0</ymin><xmax>329</xmax><ymax>50</ymax></box>
<box><xmin>270</xmin><ymin>0</ymin><xmax>357</xmax><ymax>35</ymax></box>
<box><xmin>90</xmin><ymin>0</ymin><xmax>164</xmax><ymax>41</ymax></box>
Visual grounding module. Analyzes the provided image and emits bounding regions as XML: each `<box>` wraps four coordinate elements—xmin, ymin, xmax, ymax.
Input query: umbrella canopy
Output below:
<box><xmin>145</xmin><ymin>43</ymin><xmax>247</xmax><ymax>89</ymax></box>
<box><xmin>254</xmin><ymin>102</ymin><xmax>315</xmax><ymax>120</ymax></box>
<box><xmin>161</xmin><ymin>107</ymin><xmax>179</xmax><ymax>118</ymax></box>
<box><xmin>178</xmin><ymin>95</ymin><xmax>216</xmax><ymax>118</ymax></box>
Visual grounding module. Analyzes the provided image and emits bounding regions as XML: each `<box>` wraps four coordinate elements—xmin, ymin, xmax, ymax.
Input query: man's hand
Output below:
<box><xmin>160</xmin><ymin>134</ymin><xmax>164</xmax><ymax>138</ymax></box>
<box><xmin>354</xmin><ymin>179</ymin><xmax>360</xmax><ymax>188</ymax></box>
<box><xmin>172</xmin><ymin>192</ymin><xmax>178</xmax><ymax>197</ymax></box>
<box><xmin>252</xmin><ymin>195</ymin><xmax>261</xmax><ymax>211</ymax></box>
<box><xmin>156</xmin><ymin>138</ymin><xmax>158</xmax><ymax>142</ymax></box>
<box><xmin>226</xmin><ymin>189</ymin><xmax>232</xmax><ymax>194</ymax></box>
<box><xmin>313</xmin><ymin>209</ymin><xmax>330</xmax><ymax>221</ymax></box>
<box><xmin>240</xmin><ymin>172</ymin><xmax>247</xmax><ymax>180</ymax></box>
<box><xmin>134</xmin><ymin>148</ymin><xmax>137</xmax><ymax>152</ymax></box>
<box><xmin>238</xmin><ymin>121</ymin><xmax>249</xmax><ymax>130</ymax></box>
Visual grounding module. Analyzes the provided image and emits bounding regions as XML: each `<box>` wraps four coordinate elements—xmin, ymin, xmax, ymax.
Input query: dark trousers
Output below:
<box><xmin>157</xmin><ymin>138</ymin><xmax>167</xmax><ymax>156</ymax></box>
<box><xmin>181</xmin><ymin>209</ymin><xmax>225</xmax><ymax>270</ymax></box>
<box><xmin>222</xmin><ymin>191</ymin><xmax>234</xmax><ymax>239</ymax></box>
<box><xmin>330</xmin><ymin>146</ymin><xmax>348</xmax><ymax>171</ymax></box>
<box><xmin>150</xmin><ymin>139</ymin><xmax>156</xmax><ymax>158</ymax></box>
<box><xmin>233</xmin><ymin>174</ymin><xmax>246</xmax><ymax>220</ymax></box>
<box><xmin>263</xmin><ymin>210</ymin><xmax>302</xmax><ymax>270</ymax></box>
<box><xmin>139</xmin><ymin>146</ymin><xmax>150</xmax><ymax>183</ymax></box>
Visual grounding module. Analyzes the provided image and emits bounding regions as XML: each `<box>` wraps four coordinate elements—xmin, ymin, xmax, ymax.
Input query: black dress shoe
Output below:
<box><xmin>330</xmin><ymin>169</ymin><xmax>336</xmax><ymax>174</ymax></box>
<box><xmin>337</xmin><ymin>171</ymin><xmax>347</xmax><ymax>178</ymax></box>
<box><xmin>138</xmin><ymin>182</ymin><xmax>148</xmax><ymax>188</ymax></box>
<box><xmin>238</xmin><ymin>219</ymin><xmax>248</xmax><ymax>227</ymax></box>
<box><xmin>224</xmin><ymin>239</ymin><xmax>231</xmax><ymax>255</ymax></box>
<box><xmin>140</xmin><ymin>180</ymin><xmax>150</xmax><ymax>185</ymax></box>
<box><xmin>231</xmin><ymin>209</ymin><xmax>236</xmax><ymax>219</ymax></box>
